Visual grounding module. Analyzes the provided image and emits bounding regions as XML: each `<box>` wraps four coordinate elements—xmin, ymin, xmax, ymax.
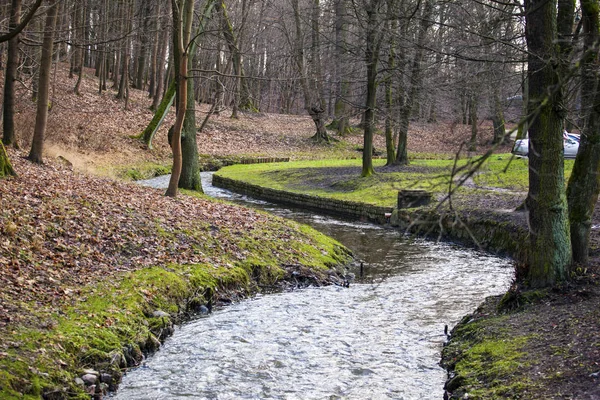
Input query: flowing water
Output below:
<box><xmin>114</xmin><ymin>173</ymin><xmax>514</xmax><ymax>399</ymax></box>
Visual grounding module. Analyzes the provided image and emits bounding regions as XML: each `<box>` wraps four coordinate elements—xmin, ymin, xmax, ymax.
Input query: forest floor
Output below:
<box><xmin>2</xmin><ymin>63</ymin><xmax>599</xmax><ymax>399</ymax></box>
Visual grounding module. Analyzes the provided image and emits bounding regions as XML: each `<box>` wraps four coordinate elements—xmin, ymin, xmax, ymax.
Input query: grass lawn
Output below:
<box><xmin>215</xmin><ymin>154</ymin><xmax>575</xmax><ymax>207</ymax></box>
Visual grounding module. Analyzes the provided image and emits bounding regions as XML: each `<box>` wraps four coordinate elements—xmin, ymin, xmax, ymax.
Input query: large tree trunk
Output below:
<box><xmin>567</xmin><ymin>0</ymin><xmax>600</xmax><ymax>265</ymax></box>
<box><xmin>2</xmin><ymin>0</ymin><xmax>22</xmax><ymax>148</ymax></box>
<box><xmin>291</xmin><ymin>0</ymin><xmax>330</xmax><ymax>143</ymax></box>
<box><xmin>179</xmin><ymin>50</ymin><xmax>202</xmax><ymax>192</ymax></box>
<box><xmin>166</xmin><ymin>0</ymin><xmax>194</xmax><ymax>198</ymax></box>
<box><xmin>215</xmin><ymin>0</ymin><xmax>255</xmax><ymax>112</ymax></box>
<box><xmin>28</xmin><ymin>1</ymin><xmax>58</xmax><ymax>164</ymax></box>
<box><xmin>524</xmin><ymin>0</ymin><xmax>571</xmax><ymax>287</ymax></box>
<box><xmin>361</xmin><ymin>0</ymin><xmax>383</xmax><ymax>177</ymax></box>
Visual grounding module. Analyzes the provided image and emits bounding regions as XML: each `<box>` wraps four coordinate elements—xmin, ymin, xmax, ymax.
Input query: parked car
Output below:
<box><xmin>512</xmin><ymin>132</ymin><xmax>579</xmax><ymax>159</ymax></box>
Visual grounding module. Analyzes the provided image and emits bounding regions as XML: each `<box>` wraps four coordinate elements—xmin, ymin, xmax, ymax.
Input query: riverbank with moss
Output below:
<box><xmin>212</xmin><ymin>157</ymin><xmax>600</xmax><ymax>399</ymax></box>
<box><xmin>0</xmin><ymin>151</ymin><xmax>352</xmax><ymax>399</ymax></box>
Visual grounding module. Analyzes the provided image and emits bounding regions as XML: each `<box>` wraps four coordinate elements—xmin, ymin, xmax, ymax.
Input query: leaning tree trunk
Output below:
<box><xmin>28</xmin><ymin>1</ymin><xmax>58</xmax><ymax>164</ymax></box>
<box><xmin>524</xmin><ymin>0</ymin><xmax>571</xmax><ymax>287</ymax></box>
<box><xmin>2</xmin><ymin>0</ymin><xmax>22</xmax><ymax>148</ymax></box>
<box><xmin>567</xmin><ymin>0</ymin><xmax>600</xmax><ymax>265</ymax></box>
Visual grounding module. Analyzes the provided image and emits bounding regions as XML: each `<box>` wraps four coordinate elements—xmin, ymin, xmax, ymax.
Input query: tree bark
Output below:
<box><xmin>394</xmin><ymin>0</ymin><xmax>433</xmax><ymax>165</ymax></box>
<box><xmin>362</xmin><ymin>0</ymin><xmax>384</xmax><ymax>177</ymax></box>
<box><xmin>0</xmin><ymin>143</ymin><xmax>16</xmax><ymax>177</ymax></box>
<box><xmin>28</xmin><ymin>1</ymin><xmax>59</xmax><ymax>164</ymax></box>
<box><xmin>166</xmin><ymin>0</ymin><xmax>193</xmax><ymax>198</ymax></box>
<box><xmin>524</xmin><ymin>0</ymin><xmax>571</xmax><ymax>287</ymax></box>
<box><xmin>2</xmin><ymin>0</ymin><xmax>22</xmax><ymax>148</ymax></box>
<box><xmin>290</xmin><ymin>0</ymin><xmax>330</xmax><ymax>143</ymax></box>
<box><xmin>567</xmin><ymin>0</ymin><xmax>600</xmax><ymax>265</ymax></box>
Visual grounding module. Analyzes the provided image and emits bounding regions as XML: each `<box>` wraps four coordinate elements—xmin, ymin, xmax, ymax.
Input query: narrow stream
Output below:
<box><xmin>114</xmin><ymin>173</ymin><xmax>514</xmax><ymax>399</ymax></box>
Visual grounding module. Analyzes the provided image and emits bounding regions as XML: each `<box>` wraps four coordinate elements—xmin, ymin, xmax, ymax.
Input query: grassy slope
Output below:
<box><xmin>0</xmin><ymin>154</ymin><xmax>350</xmax><ymax>399</ymax></box>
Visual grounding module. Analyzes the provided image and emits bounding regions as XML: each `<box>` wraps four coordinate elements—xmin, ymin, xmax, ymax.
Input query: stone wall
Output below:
<box><xmin>213</xmin><ymin>174</ymin><xmax>530</xmax><ymax>260</ymax></box>
<box><xmin>212</xmin><ymin>175</ymin><xmax>394</xmax><ymax>224</ymax></box>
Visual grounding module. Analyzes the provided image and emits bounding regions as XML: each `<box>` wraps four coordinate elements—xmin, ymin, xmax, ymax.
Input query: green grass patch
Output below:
<box><xmin>442</xmin><ymin>307</ymin><xmax>535</xmax><ymax>399</ymax></box>
<box><xmin>110</xmin><ymin>162</ymin><xmax>172</xmax><ymax>181</ymax></box>
<box><xmin>215</xmin><ymin>154</ymin><xmax>576</xmax><ymax>208</ymax></box>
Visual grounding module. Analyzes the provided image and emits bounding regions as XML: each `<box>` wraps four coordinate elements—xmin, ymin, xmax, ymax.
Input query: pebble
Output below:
<box><xmin>85</xmin><ymin>384</ymin><xmax>96</xmax><ymax>395</ymax></box>
<box><xmin>74</xmin><ymin>377</ymin><xmax>85</xmax><ymax>386</ymax></box>
<box><xmin>82</xmin><ymin>373</ymin><xmax>97</xmax><ymax>385</ymax></box>
<box><xmin>152</xmin><ymin>310</ymin><xmax>170</xmax><ymax>318</ymax></box>
<box><xmin>100</xmin><ymin>373</ymin><xmax>112</xmax><ymax>384</ymax></box>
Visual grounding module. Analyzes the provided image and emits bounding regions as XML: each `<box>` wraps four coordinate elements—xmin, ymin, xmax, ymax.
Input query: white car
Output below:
<box><xmin>512</xmin><ymin>132</ymin><xmax>579</xmax><ymax>159</ymax></box>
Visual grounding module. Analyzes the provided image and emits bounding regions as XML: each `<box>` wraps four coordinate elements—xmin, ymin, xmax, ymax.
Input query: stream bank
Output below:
<box><xmin>0</xmin><ymin>153</ymin><xmax>351</xmax><ymax>400</ymax></box>
<box><xmin>211</xmin><ymin>168</ymin><xmax>600</xmax><ymax>399</ymax></box>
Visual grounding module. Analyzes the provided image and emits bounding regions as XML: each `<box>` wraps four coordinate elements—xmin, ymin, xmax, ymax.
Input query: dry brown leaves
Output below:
<box><xmin>0</xmin><ymin>152</ymin><xmax>311</xmax><ymax>330</ymax></box>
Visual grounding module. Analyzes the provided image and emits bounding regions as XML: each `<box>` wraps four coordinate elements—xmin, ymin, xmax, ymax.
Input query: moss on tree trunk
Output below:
<box><xmin>0</xmin><ymin>143</ymin><xmax>16</xmax><ymax>177</ymax></box>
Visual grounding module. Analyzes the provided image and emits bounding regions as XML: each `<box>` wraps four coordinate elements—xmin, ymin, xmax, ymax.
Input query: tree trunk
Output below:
<box><xmin>152</xmin><ymin>6</ymin><xmax>170</xmax><ymax>110</ymax></box>
<box><xmin>28</xmin><ymin>1</ymin><xmax>58</xmax><ymax>164</ymax></box>
<box><xmin>468</xmin><ymin>92</ymin><xmax>478</xmax><ymax>151</ymax></box>
<box><xmin>567</xmin><ymin>0</ymin><xmax>600</xmax><ymax>265</ymax></box>
<box><xmin>215</xmin><ymin>0</ymin><xmax>255</xmax><ymax>112</ymax></box>
<box><xmin>166</xmin><ymin>0</ymin><xmax>194</xmax><ymax>198</ymax></box>
<box><xmin>394</xmin><ymin>0</ymin><xmax>433</xmax><ymax>165</ymax></box>
<box><xmin>331</xmin><ymin>0</ymin><xmax>351</xmax><ymax>135</ymax></box>
<box><xmin>524</xmin><ymin>0</ymin><xmax>571</xmax><ymax>287</ymax></box>
<box><xmin>384</xmin><ymin>8</ymin><xmax>396</xmax><ymax>166</ymax></box>
<box><xmin>291</xmin><ymin>0</ymin><xmax>330</xmax><ymax>143</ymax></box>
<box><xmin>179</xmin><ymin>46</ymin><xmax>202</xmax><ymax>192</ymax></box>
<box><xmin>362</xmin><ymin>0</ymin><xmax>383</xmax><ymax>177</ymax></box>
<box><xmin>2</xmin><ymin>0</ymin><xmax>21</xmax><ymax>148</ymax></box>
<box><xmin>491</xmin><ymin>86</ymin><xmax>506</xmax><ymax>144</ymax></box>
<box><xmin>0</xmin><ymin>143</ymin><xmax>16</xmax><ymax>177</ymax></box>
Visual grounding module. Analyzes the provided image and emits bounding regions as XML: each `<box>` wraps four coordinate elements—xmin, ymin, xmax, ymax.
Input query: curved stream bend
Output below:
<box><xmin>115</xmin><ymin>173</ymin><xmax>513</xmax><ymax>399</ymax></box>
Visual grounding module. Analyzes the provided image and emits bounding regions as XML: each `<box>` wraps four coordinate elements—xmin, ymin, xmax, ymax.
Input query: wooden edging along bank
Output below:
<box><xmin>212</xmin><ymin>174</ymin><xmax>530</xmax><ymax>260</ymax></box>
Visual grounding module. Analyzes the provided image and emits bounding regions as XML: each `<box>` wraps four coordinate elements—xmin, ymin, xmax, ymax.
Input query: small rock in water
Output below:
<box><xmin>85</xmin><ymin>384</ymin><xmax>96</xmax><ymax>395</ymax></box>
<box><xmin>199</xmin><ymin>305</ymin><xmax>210</xmax><ymax>315</ymax></box>
<box><xmin>100</xmin><ymin>373</ymin><xmax>112</xmax><ymax>384</ymax></box>
<box><xmin>82</xmin><ymin>373</ymin><xmax>97</xmax><ymax>385</ymax></box>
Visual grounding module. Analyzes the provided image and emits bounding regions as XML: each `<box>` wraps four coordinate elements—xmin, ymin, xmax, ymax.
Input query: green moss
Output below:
<box><xmin>0</xmin><ymin>206</ymin><xmax>350</xmax><ymax>399</ymax></box>
<box><xmin>118</xmin><ymin>162</ymin><xmax>171</xmax><ymax>181</ymax></box>
<box><xmin>442</xmin><ymin>301</ymin><xmax>535</xmax><ymax>399</ymax></box>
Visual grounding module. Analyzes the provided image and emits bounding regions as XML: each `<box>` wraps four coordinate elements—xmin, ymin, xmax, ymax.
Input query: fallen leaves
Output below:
<box><xmin>0</xmin><ymin>152</ymin><xmax>319</xmax><ymax>333</ymax></box>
